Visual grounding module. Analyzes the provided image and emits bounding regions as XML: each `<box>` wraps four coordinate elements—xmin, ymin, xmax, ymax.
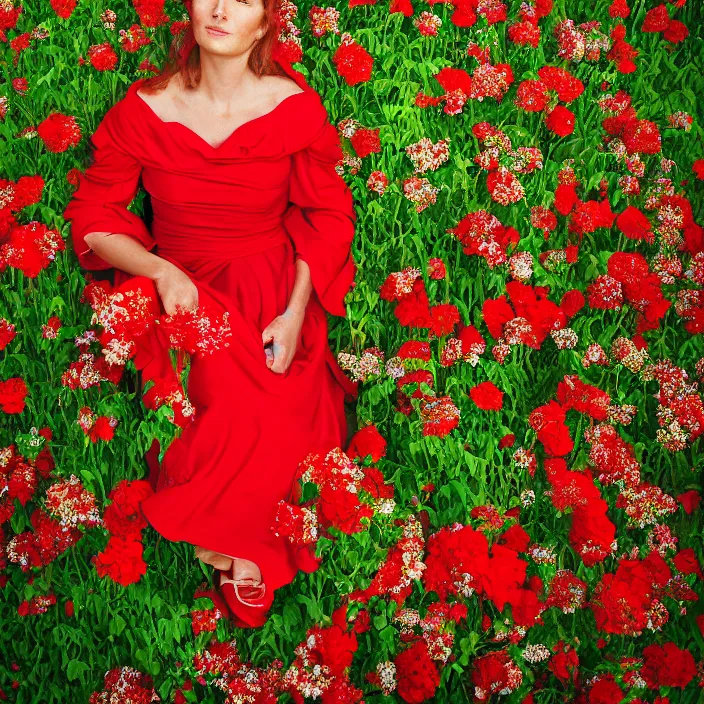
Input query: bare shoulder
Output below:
<box><xmin>134</xmin><ymin>73</ymin><xmax>306</xmax><ymax>119</ymax></box>
<box><xmin>135</xmin><ymin>75</ymin><xmax>177</xmax><ymax>113</ymax></box>
<box><xmin>264</xmin><ymin>74</ymin><xmax>306</xmax><ymax>101</ymax></box>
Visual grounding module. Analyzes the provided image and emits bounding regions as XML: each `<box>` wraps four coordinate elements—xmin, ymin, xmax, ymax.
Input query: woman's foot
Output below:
<box><xmin>230</xmin><ymin>558</ymin><xmax>262</xmax><ymax>584</ymax></box>
<box><xmin>195</xmin><ymin>546</ymin><xmax>233</xmax><ymax>571</ymax></box>
<box><xmin>217</xmin><ymin>559</ymin><xmax>271</xmax><ymax>628</ymax></box>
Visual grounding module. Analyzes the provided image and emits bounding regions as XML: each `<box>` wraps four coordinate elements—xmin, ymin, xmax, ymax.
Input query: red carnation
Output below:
<box><xmin>529</xmin><ymin>400</ymin><xmax>574</xmax><ymax>456</ymax></box>
<box><xmin>545</xmin><ymin>105</ymin><xmax>575</xmax><ymax>137</ymax></box>
<box><xmin>346</xmin><ymin>424</ymin><xmax>387</xmax><ymax>462</ymax></box>
<box><xmin>589</xmin><ymin>675</ymin><xmax>624</xmax><ymax>704</ymax></box>
<box><xmin>641</xmin><ymin>642</ymin><xmax>697</xmax><ymax>689</ymax></box>
<box><xmin>469</xmin><ymin>381</ymin><xmax>504</xmax><ymax>411</ymax></box>
<box><xmin>498</xmin><ymin>524</ymin><xmax>530</xmax><ymax>552</ymax></box>
<box><xmin>642</xmin><ymin>4</ymin><xmax>670</xmax><ymax>32</ymax></box>
<box><xmin>616</xmin><ymin>206</ymin><xmax>654</xmax><ymax>243</ymax></box>
<box><xmin>676</xmin><ymin>490</ymin><xmax>701</xmax><ymax>514</ymax></box>
<box><xmin>93</xmin><ymin>536</ymin><xmax>147</xmax><ymax>587</ymax></box>
<box><xmin>673</xmin><ymin>547</ymin><xmax>703</xmax><ymax>578</ymax></box>
<box><xmin>560</xmin><ymin>289</ymin><xmax>585</xmax><ymax>318</ymax></box>
<box><xmin>554</xmin><ymin>183</ymin><xmax>580</xmax><ymax>216</ymax></box>
<box><xmin>394</xmin><ymin>640</ymin><xmax>440</xmax><ymax>704</ymax></box>
<box><xmin>663</xmin><ymin>19</ymin><xmax>688</xmax><ymax>43</ymax></box>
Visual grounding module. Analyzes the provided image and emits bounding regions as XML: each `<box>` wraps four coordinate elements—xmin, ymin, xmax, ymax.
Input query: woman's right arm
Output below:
<box><xmin>82</xmin><ymin>231</ymin><xmax>170</xmax><ymax>280</ymax></box>
<box><xmin>84</xmin><ymin>232</ymin><xmax>198</xmax><ymax>314</ymax></box>
<box><xmin>64</xmin><ymin>101</ymin><xmax>197</xmax><ymax>312</ymax></box>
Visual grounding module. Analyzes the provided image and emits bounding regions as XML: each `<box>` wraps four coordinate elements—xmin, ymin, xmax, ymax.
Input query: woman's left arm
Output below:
<box><xmin>261</xmin><ymin>258</ymin><xmax>312</xmax><ymax>373</ymax></box>
<box><xmin>285</xmin><ymin>257</ymin><xmax>313</xmax><ymax>317</ymax></box>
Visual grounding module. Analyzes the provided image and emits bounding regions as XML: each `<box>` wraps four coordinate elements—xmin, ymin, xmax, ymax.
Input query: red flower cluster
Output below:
<box><xmin>641</xmin><ymin>642</ymin><xmax>697</xmax><ymax>689</ymax></box>
<box><xmin>482</xmin><ymin>280</ymin><xmax>567</xmax><ymax>362</ymax></box>
<box><xmin>515</xmin><ymin>66</ymin><xmax>584</xmax><ymax>137</ymax></box>
<box><xmin>88</xmin><ymin>667</ymin><xmax>158</xmax><ymax>704</ymax></box>
<box><xmin>545</xmin><ymin>458</ymin><xmax>617</xmax><ymax>566</ymax></box>
<box><xmin>276</xmin><ymin>447</ymin><xmax>393</xmax><ymax>557</ymax></box>
<box><xmin>616</xmin><ymin>205</ymin><xmax>654</xmax><ymax>243</ymax></box>
<box><xmin>469</xmin><ymin>380</ymin><xmax>503</xmax><ymax>411</ymax></box>
<box><xmin>587</xmin><ymin>250</ymin><xmax>670</xmax><ymax>334</ymax></box>
<box><xmin>394</xmin><ymin>639</ymin><xmax>440</xmax><ymax>704</ymax></box>
<box><xmin>0</xmin><ymin>376</ymin><xmax>28</xmax><ymax>414</ymax></box>
<box><xmin>93</xmin><ymin>479</ymin><xmax>153</xmax><ymax>587</ymax></box>
<box><xmin>472</xmin><ymin>122</ymin><xmax>542</xmax><ymax>204</ymax></box>
<box><xmin>589</xmin><ymin>551</ymin><xmax>675</xmax><ymax>636</ymax></box>
<box><xmin>642</xmin><ymin>3</ymin><xmax>689</xmax><ymax>44</ymax></box>
<box><xmin>349</xmin><ymin>514</ymin><xmax>426</xmax><ymax>607</ymax></box>
<box><xmin>608</xmin><ymin>24</ymin><xmax>639</xmax><ymax>74</ymax></box>
<box><xmin>380</xmin><ymin>269</ymin><xmax>461</xmax><ymax>338</ymax></box>
<box><xmin>507</xmin><ymin>0</ymin><xmax>553</xmax><ymax>48</ymax></box>
<box><xmin>601</xmin><ymin>90</ymin><xmax>662</xmax><ymax>155</ymax></box>
<box><xmin>422</xmin><ymin>521</ymin><xmax>544</xmax><ymax>627</ymax></box>
<box><xmin>447</xmin><ymin>209</ymin><xmax>520</xmax><ymax>268</ymax></box>
<box><xmin>471</xmin><ymin>649</ymin><xmax>523</xmax><ymax>701</ymax></box>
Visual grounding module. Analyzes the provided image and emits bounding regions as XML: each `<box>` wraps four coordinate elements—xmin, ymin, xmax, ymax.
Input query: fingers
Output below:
<box><xmin>164</xmin><ymin>296</ymin><xmax>199</xmax><ymax>316</ymax></box>
<box><xmin>264</xmin><ymin>345</ymin><xmax>274</xmax><ymax>368</ymax></box>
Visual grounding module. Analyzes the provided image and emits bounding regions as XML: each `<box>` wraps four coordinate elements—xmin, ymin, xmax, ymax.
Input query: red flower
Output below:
<box><xmin>560</xmin><ymin>289</ymin><xmax>585</xmax><ymax>318</ymax></box>
<box><xmin>641</xmin><ymin>642</ymin><xmax>697</xmax><ymax>689</ymax></box>
<box><xmin>676</xmin><ymin>489</ymin><xmax>701</xmax><ymax>513</ymax></box>
<box><xmin>346</xmin><ymin>424</ymin><xmax>387</xmax><ymax>462</ymax></box>
<box><xmin>515</xmin><ymin>79</ymin><xmax>550</xmax><ymax>112</ymax></box>
<box><xmin>609</xmin><ymin>0</ymin><xmax>630</xmax><ymax>17</ymax></box>
<box><xmin>528</xmin><ymin>401</ymin><xmax>574</xmax><ymax>456</ymax></box>
<box><xmin>545</xmin><ymin>105</ymin><xmax>575</xmax><ymax>136</ymax></box>
<box><xmin>642</xmin><ymin>4</ymin><xmax>670</xmax><ymax>32</ymax></box>
<box><xmin>663</xmin><ymin>19</ymin><xmax>689</xmax><ymax>43</ymax></box>
<box><xmin>103</xmin><ymin>480</ymin><xmax>153</xmax><ymax>539</ymax></box>
<box><xmin>472</xmin><ymin>650</ymin><xmax>522</xmax><ymax>701</ymax></box>
<box><xmin>548</xmin><ymin>642</ymin><xmax>579</xmax><ymax>685</ymax></box>
<box><xmin>318</xmin><ymin>484</ymin><xmax>374</xmax><ymax>534</ymax></box>
<box><xmin>673</xmin><ymin>547</ymin><xmax>703</xmax><ymax>578</ymax></box>
<box><xmin>349</xmin><ymin>127</ymin><xmax>381</xmax><ymax>158</ymax></box>
<box><xmin>616</xmin><ymin>206</ymin><xmax>654</xmax><ymax>243</ymax></box>
<box><xmin>538</xmin><ymin>66</ymin><xmax>584</xmax><ymax>103</ymax></box>
<box><xmin>429</xmin><ymin>303</ymin><xmax>461</xmax><ymax>337</ymax></box>
<box><xmin>554</xmin><ymin>182</ymin><xmax>580</xmax><ymax>215</ymax></box>
<box><xmin>93</xmin><ymin>536</ymin><xmax>147</xmax><ymax>586</ymax></box>
<box><xmin>498</xmin><ymin>433</ymin><xmax>515</xmax><ymax>448</ymax></box>
<box><xmin>0</xmin><ymin>377</ymin><xmax>28</xmax><ymax>414</ymax></box>
<box><xmin>394</xmin><ymin>640</ymin><xmax>440</xmax><ymax>704</ymax></box>
<box><xmin>589</xmin><ymin>675</ymin><xmax>624</xmax><ymax>704</ymax></box>
<box><xmin>498</xmin><ymin>524</ymin><xmax>530</xmax><ymax>552</ymax></box>
<box><xmin>693</xmin><ymin>159</ymin><xmax>704</xmax><ymax>180</ymax></box>
<box><xmin>469</xmin><ymin>381</ymin><xmax>504</xmax><ymax>411</ymax></box>
<box><xmin>556</xmin><ymin>375</ymin><xmax>610</xmax><ymax>421</ymax></box>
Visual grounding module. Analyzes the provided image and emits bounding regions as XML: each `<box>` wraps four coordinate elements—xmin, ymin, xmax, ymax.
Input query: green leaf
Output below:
<box><xmin>66</xmin><ymin>659</ymin><xmax>89</xmax><ymax>682</ymax></box>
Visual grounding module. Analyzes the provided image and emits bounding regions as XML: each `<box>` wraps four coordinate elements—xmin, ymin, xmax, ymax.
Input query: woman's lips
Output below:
<box><xmin>206</xmin><ymin>27</ymin><xmax>230</xmax><ymax>36</ymax></box>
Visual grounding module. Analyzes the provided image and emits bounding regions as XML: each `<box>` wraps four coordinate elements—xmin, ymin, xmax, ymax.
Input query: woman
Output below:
<box><xmin>63</xmin><ymin>0</ymin><xmax>358</xmax><ymax>628</ymax></box>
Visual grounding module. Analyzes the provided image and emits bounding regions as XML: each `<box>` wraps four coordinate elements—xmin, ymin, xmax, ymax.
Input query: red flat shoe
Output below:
<box><xmin>217</xmin><ymin>559</ymin><xmax>273</xmax><ymax>629</ymax></box>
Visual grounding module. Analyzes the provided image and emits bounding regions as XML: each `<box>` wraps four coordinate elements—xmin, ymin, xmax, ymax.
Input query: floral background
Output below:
<box><xmin>1</xmin><ymin>0</ymin><xmax>703</xmax><ymax>702</ymax></box>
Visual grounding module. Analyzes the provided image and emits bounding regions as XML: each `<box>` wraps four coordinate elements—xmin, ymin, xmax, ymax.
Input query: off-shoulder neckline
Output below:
<box><xmin>126</xmin><ymin>78</ymin><xmax>313</xmax><ymax>152</ymax></box>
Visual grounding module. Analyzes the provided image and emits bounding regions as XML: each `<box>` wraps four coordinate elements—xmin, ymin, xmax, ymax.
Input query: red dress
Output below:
<box><xmin>63</xmin><ymin>60</ymin><xmax>358</xmax><ymax>609</ymax></box>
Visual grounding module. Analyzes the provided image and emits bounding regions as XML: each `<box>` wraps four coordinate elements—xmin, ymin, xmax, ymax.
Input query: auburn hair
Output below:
<box><xmin>138</xmin><ymin>0</ymin><xmax>290</xmax><ymax>94</ymax></box>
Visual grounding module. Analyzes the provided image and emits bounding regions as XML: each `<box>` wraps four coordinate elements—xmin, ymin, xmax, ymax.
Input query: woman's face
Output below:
<box><xmin>190</xmin><ymin>0</ymin><xmax>267</xmax><ymax>56</ymax></box>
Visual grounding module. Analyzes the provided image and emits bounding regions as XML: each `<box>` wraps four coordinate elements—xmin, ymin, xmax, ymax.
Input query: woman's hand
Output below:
<box><xmin>261</xmin><ymin>307</ymin><xmax>305</xmax><ymax>374</ymax></box>
<box><xmin>153</xmin><ymin>262</ymin><xmax>199</xmax><ymax>316</ymax></box>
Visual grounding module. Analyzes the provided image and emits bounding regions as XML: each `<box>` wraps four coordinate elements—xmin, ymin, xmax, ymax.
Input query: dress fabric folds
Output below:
<box><xmin>63</xmin><ymin>61</ymin><xmax>359</xmax><ymax>601</ymax></box>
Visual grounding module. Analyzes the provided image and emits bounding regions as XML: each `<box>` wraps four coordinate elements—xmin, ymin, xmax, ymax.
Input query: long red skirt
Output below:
<box><xmin>131</xmin><ymin>238</ymin><xmax>357</xmax><ymax>595</ymax></box>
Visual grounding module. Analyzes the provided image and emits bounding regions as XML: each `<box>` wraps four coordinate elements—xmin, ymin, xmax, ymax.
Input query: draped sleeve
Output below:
<box><xmin>282</xmin><ymin>117</ymin><xmax>357</xmax><ymax>317</ymax></box>
<box><xmin>63</xmin><ymin>100</ymin><xmax>156</xmax><ymax>271</ymax></box>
